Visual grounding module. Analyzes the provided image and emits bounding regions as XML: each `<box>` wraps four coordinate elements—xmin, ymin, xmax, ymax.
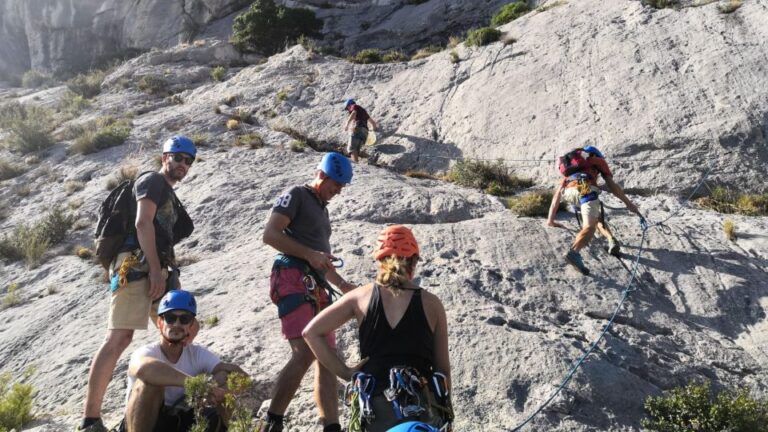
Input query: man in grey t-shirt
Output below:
<box><xmin>79</xmin><ymin>136</ymin><xmax>197</xmax><ymax>432</ymax></box>
<box><xmin>260</xmin><ymin>152</ymin><xmax>356</xmax><ymax>432</ymax></box>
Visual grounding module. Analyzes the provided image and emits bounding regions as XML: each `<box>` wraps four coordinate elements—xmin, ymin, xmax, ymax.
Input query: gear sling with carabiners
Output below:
<box><xmin>270</xmin><ymin>253</ymin><xmax>342</xmax><ymax>318</ymax></box>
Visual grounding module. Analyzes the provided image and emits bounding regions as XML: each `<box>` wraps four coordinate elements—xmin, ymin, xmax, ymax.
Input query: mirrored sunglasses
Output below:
<box><xmin>171</xmin><ymin>153</ymin><xmax>195</xmax><ymax>166</ymax></box>
<box><xmin>162</xmin><ymin>313</ymin><xmax>194</xmax><ymax>325</ymax></box>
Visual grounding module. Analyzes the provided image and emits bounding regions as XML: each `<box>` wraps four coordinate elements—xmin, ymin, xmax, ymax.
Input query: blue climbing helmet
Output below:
<box><xmin>162</xmin><ymin>135</ymin><xmax>197</xmax><ymax>158</ymax></box>
<box><xmin>343</xmin><ymin>98</ymin><xmax>356</xmax><ymax>111</ymax></box>
<box><xmin>582</xmin><ymin>145</ymin><xmax>604</xmax><ymax>159</ymax></box>
<box><xmin>158</xmin><ymin>290</ymin><xmax>197</xmax><ymax>316</ymax></box>
<box><xmin>386</xmin><ymin>422</ymin><xmax>440</xmax><ymax>432</ymax></box>
<box><xmin>317</xmin><ymin>152</ymin><xmax>353</xmax><ymax>184</ymax></box>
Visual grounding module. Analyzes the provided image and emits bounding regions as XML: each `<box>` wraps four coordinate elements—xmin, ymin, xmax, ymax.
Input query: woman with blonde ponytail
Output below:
<box><xmin>304</xmin><ymin>225</ymin><xmax>452</xmax><ymax>432</ymax></box>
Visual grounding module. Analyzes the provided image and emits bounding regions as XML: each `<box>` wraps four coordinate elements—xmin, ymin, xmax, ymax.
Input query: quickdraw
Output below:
<box><xmin>345</xmin><ymin>372</ymin><xmax>376</xmax><ymax>432</ymax></box>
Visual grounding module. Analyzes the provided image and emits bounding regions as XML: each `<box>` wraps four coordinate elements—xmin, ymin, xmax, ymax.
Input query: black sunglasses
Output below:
<box><xmin>162</xmin><ymin>312</ymin><xmax>194</xmax><ymax>325</ymax></box>
<box><xmin>169</xmin><ymin>153</ymin><xmax>195</xmax><ymax>166</ymax></box>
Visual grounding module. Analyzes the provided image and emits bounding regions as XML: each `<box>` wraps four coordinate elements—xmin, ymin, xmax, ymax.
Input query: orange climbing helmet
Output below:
<box><xmin>374</xmin><ymin>225</ymin><xmax>419</xmax><ymax>260</ymax></box>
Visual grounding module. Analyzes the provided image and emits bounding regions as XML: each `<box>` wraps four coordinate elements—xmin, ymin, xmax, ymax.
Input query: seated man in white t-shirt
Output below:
<box><xmin>121</xmin><ymin>290</ymin><xmax>245</xmax><ymax>432</ymax></box>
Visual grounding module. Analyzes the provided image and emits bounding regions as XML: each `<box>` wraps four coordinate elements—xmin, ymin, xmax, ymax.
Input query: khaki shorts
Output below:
<box><xmin>563</xmin><ymin>186</ymin><xmax>601</xmax><ymax>227</ymax></box>
<box><xmin>347</xmin><ymin>127</ymin><xmax>368</xmax><ymax>154</ymax></box>
<box><xmin>108</xmin><ymin>251</ymin><xmax>166</xmax><ymax>330</ymax></box>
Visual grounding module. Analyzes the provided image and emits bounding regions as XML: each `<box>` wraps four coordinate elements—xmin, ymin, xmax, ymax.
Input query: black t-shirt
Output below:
<box><xmin>353</xmin><ymin>105</ymin><xmax>370</xmax><ymax>129</ymax></box>
<box><xmin>133</xmin><ymin>172</ymin><xmax>178</xmax><ymax>258</ymax></box>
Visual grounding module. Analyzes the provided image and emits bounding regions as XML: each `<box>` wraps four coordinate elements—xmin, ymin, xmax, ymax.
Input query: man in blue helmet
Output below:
<box><xmin>343</xmin><ymin>98</ymin><xmax>378</xmax><ymax>163</ymax></box>
<box><xmin>260</xmin><ymin>152</ymin><xmax>357</xmax><ymax>432</ymax></box>
<box><xmin>120</xmin><ymin>290</ymin><xmax>246</xmax><ymax>432</ymax></box>
<box><xmin>546</xmin><ymin>145</ymin><xmax>641</xmax><ymax>275</ymax></box>
<box><xmin>79</xmin><ymin>136</ymin><xmax>197</xmax><ymax>432</ymax></box>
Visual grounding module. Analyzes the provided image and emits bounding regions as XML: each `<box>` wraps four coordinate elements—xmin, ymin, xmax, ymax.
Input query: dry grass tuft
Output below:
<box><xmin>404</xmin><ymin>170</ymin><xmax>439</xmax><ymax>180</ymax></box>
<box><xmin>226</xmin><ymin>119</ymin><xmax>241</xmax><ymax>130</ymax></box>
<box><xmin>507</xmin><ymin>191</ymin><xmax>554</xmax><ymax>217</ymax></box>
<box><xmin>723</xmin><ymin>219</ymin><xmax>735</xmax><ymax>241</ymax></box>
<box><xmin>234</xmin><ymin>133</ymin><xmax>265</xmax><ymax>149</ymax></box>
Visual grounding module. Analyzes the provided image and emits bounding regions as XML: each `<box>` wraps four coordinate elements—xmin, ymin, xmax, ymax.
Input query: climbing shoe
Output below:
<box><xmin>76</xmin><ymin>418</ymin><xmax>107</xmax><ymax>432</ymax></box>
<box><xmin>608</xmin><ymin>238</ymin><xmax>621</xmax><ymax>257</ymax></box>
<box><xmin>564</xmin><ymin>250</ymin><xmax>590</xmax><ymax>275</ymax></box>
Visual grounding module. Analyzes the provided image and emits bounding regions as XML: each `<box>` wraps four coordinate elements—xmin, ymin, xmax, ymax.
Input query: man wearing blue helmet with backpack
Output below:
<box><xmin>79</xmin><ymin>136</ymin><xmax>197</xmax><ymax>432</ymax></box>
<box><xmin>260</xmin><ymin>152</ymin><xmax>358</xmax><ymax>432</ymax></box>
<box><xmin>120</xmin><ymin>290</ymin><xmax>246</xmax><ymax>432</ymax></box>
<box><xmin>343</xmin><ymin>99</ymin><xmax>378</xmax><ymax>163</ymax></box>
<box><xmin>546</xmin><ymin>145</ymin><xmax>641</xmax><ymax>275</ymax></box>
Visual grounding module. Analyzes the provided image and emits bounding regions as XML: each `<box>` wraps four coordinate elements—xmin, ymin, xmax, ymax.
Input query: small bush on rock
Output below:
<box><xmin>696</xmin><ymin>186</ymin><xmax>768</xmax><ymax>216</ymax></box>
<box><xmin>645</xmin><ymin>0</ymin><xmax>679</xmax><ymax>8</ymax></box>
<box><xmin>491</xmin><ymin>2</ymin><xmax>530</xmax><ymax>26</ymax></box>
<box><xmin>466</xmin><ymin>27</ymin><xmax>502</xmax><ymax>47</ymax></box>
<box><xmin>642</xmin><ymin>381</ymin><xmax>768</xmax><ymax>432</ymax></box>
<box><xmin>447</xmin><ymin>159</ymin><xmax>532</xmax><ymax>194</ymax></box>
<box><xmin>0</xmin><ymin>103</ymin><xmax>56</xmax><ymax>154</ymax></box>
<box><xmin>211</xmin><ymin>66</ymin><xmax>226</xmax><ymax>82</ymax></box>
<box><xmin>507</xmin><ymin>191</ymin><xmax>554</xmax><ymax>216</ymax></box>
<box><xmin>231</xmin><ymin>0</ymin><xmax>323</xmax><ymax>56</ymax></box>
<box><xmin>411</xmin><ymin>45</ymin><xmax>442</xmax><ymax>60</ymax></box>
<box><xmin>137</xmin><ymin>75</ymin><xmax>168</xmax><ymax>95</ymax></box>
<box><xmin>21</xmin><ymin>70</ymin><xmax>54</xmax><ymax>89</ymax></box>
<box><xmin>351</xmin><ymin>49</ymin><xmax>382</xmax><ymax>64</ymax></box>
<box><xmin>235</xmin><ymin>133</ymin><xmax>265</xmax><ymax>149</ymax></box>
<box><xmin>71</xmin><ymin>117</ymin><xmax>132</xmax><ymax>155</ymax></box>
<box><xmin>382</xmin><ymin>51</ymin><xmax>409</xmax><ymax>62</ymax></box>
<box><xmin>0</xmin><ymin>159</ymin><xmax>25</xmax><ymax>181</ymax></box>
<box><xmin>0</xmin><ymin>371</ymin><xmax>35</xmax><ymax>429</ymax></box>
<box><xmin>66</xmin><ymin>70</ymin><xmax>106</xmax><ymax>98</ymax></box>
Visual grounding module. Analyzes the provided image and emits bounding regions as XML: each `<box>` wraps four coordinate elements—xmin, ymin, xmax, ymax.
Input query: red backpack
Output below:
<box><xmin>557</xmin><ymin>148</ymin><xmax>589</xmax><ymax>178</ymax></box>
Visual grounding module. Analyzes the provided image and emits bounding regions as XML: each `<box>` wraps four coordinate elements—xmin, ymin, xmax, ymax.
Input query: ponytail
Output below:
<box><xmin>375</xmin><ymin>255</ymin><xmax>418</xmax><ymax>294</ymax></box>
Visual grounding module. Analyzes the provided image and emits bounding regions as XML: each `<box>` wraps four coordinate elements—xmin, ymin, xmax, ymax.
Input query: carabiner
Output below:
<box><xmin>332</xmin><ymin>257</ymin><xmax>344</xmax><ymax>268</ymax></box>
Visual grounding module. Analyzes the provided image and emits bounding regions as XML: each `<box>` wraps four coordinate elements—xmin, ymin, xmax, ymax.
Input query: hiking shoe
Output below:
<box><xmin>608</xmin><ymin>238</ymin><xmax>621</xmax><ymax>257</ymax></box>
<box><xmin>76</xmin><ymin>419</ymin><xmax>107</xmax><ymax>432</ymax></box>
<box><xmin>564</xmin><ymin>250</ymin><xmax>590</xmax><ymax>275</ymax></box>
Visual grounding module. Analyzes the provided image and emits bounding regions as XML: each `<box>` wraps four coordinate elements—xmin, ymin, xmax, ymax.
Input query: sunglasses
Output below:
<box><xmin>162</xmin><ymin>313</ymin><xmax>194</xmax><ymax>325</ymax></box>
<box><xmin>169</xmin><ymin>153</ymin><xmax>195</xmax><ymax>166</ymax></box>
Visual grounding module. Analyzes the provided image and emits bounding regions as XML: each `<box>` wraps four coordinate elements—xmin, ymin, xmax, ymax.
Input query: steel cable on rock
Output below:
<box><xmin>509</xmin><ymin>165</ymin><xmax>715</xmax><ymax>431</ymax></box>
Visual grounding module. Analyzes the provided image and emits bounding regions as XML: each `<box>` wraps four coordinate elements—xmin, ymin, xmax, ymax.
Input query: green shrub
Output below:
<box><xmin>224</xmin><ymin>373</ymin><xmax>254</xmax><ymax>432</ymax></box>
<box><xmin>508</xmin><ymin>191</ymin><xmax>554</xmax><ymax>216</ymax></box>
<box><xmin>351</xmin><ymin>49</ymin><xmax>382</xmax><ymax>64</ymax></box>
<box><xmin>491</xmin><ymin>2</ymin><xmax>530</xmax><ymax>26</ymax></box>
<box><xmin>0</xmin><ymin>206</ymin><xmax>74</xmax><ymax>267</ymax></box>
<box><xmin>0</xmin><ymin>103</ymin><xmax>56</xmax><ymax>154</ymax></box>
<box><xmin>59</xmin><ymin>90</ymin><xmax>91</xmax><ymax>115</ymax></box>
<box><xmin>447</xmin><ymin>159</ymin><xmax>532</xmax><ymax>194</ymax></box>
<box><xmin>382</xmin><ymin>50</ymin><xmax>409</xmax><ymax>62</ymax></box>
<box><xmin>289</xmin><ymin>140</ymin><xmax>306</xmax><ymax>152</ymax></box>
<box><xmin>211</xmin><ymin>66</ymin><xmax>226</xmax><ymax>82</ymax></box>
<box><xmin>0</xmin><ymin>371</ymin><xmax>35</xmax><ymax>430</ymax></box>
<box><xmin>645</xmin><ymin>0</ymin><xmax>679</xmax><ymax>8</ymax></box>
<box><xmin>450</xmin><ymin>50</ymin><xmax>460</xmax><ymax>63</ymax></box>
<box><xmin>0</xmin><ymin>159</ymin><xmax>25</xmax><ymax>181</ymax></box>
<box><xmin>642</xmin><ymin>381</ymin><xmax>768</xmax><ymax>432</ymax></box>
<box><xmin>466</xmin><ymin>27</ymin><xmax>502</xmax><ymax>47</ymax></box>
<box><xmin>411</xmin><ymin>45</ymin><xmax>442</xmax><ymax>60</ymax></box>
<box><xmin>190</xmin><ymin>133</ymin><xmax>208</xmax><ymax>147</ymax></box>
<box><xmin>2</xmin><ymin>283</ymin><xmax>20</xmax><ymax>309</ymax></box>
<box><xmin>185</xmin><ymin>374</ymin><xmax>216</xmax><ymax>432</ymax></box>
<box><xmin>696</xmin><ymin>186</ymin><xmax>768</xmax><ymax>216</ymax></box>
<box><xmin>21</xmin><ymin>70</ymin><xmax>54</xmax><ymax>89</ymax></box>
<box><xmin>137</xmin><ymin>75</ymin><xmax>168</xmax><ymax>95</ymax></box>
<box><xmin>66</xmin><ymin>70</ymin><xmax>106</xmax><ymax>98</ymax></box>
<box><xmin>231</xmin><ymin>0</ymin><xmax>323</xmax><ymax>56</ymax></box>
<box><xmin>235</xmin><ymin>133</ymin><xmax>265</xmax><ymax>149</ymax></box>
<box><xmin>70</xmin><ymin>117</ymin><xmax>132</xmax><ymax>155</ymax></box>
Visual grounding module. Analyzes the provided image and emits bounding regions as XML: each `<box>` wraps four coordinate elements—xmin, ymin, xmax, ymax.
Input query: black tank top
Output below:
<box><xmin>359</xmin><ymin>284</ymin><xmax>435</xmax><ymax>394</ymax></box>
<box><xmin>353</xmin><ymin>105</ymin><xmax>370</xmax><ymax>129</ymax></box>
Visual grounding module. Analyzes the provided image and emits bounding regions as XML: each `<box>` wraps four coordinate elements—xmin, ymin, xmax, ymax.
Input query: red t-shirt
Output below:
<box><xmin>564</xmin><ymin>157</ymin><xmax>612</xmax><ymax>188</ymax></box>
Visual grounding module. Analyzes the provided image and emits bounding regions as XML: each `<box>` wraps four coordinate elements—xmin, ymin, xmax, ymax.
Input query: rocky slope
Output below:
<box><xmin>1</xmin><ymin>0</ymin><xmax>767</xmax><ymax>431</ymax></box>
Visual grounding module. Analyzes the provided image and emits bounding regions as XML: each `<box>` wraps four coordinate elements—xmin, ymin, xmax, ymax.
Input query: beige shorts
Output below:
<box><xmin>563</xmin><ymin>186</ymin><xmax>601</xmax><ymax>227</ymax></box>
<box><xmin>108</xmin><ymin>251</ymin><xmax>166</xmax><ymax>330</ymax></box>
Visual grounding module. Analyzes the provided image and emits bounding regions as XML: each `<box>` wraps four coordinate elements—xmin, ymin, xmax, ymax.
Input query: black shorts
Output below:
<box><xmin>119</xmin><ymin>406</ymin><xmax>225</xmax><ymax>432</ymax></box>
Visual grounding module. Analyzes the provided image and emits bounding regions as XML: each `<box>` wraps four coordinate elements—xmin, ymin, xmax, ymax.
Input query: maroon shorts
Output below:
<box><xmin>270</xmin><ymin>267</ymin><xmax>336</xmax><ymax>347</ymax></box>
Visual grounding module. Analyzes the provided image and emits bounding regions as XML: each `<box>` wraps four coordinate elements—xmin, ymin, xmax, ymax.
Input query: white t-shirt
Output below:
<box><xmin>125</xmin><ymin>342</ymin><xmax>221</xmax><ymax>407</ymax></box>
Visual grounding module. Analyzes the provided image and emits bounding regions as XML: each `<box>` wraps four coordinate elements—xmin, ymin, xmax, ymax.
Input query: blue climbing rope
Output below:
<box><xmin>510</xmin><ymin>166</ymin><xmax>714</xmax><ymax>431</ymax></box>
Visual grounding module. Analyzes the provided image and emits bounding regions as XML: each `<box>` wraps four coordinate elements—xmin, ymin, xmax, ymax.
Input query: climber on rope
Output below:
<box><xmin>545</xmin><ymin>145</ymin><xmax>641</xmax><ymax>275</ymax></box>
<box><xmin>303</xmin><ymin>225</ymin><xmax>454</xmax><ymax>432</ymax></box>
<box><xmin>260</xmin><ymin>152</ymin><xmax>358</xmax><ymax>432</ymax></box>
<box><xmin>343</xmin><ymin>98</ymin><xmax>378</xmax><ymax>163</ymax></box>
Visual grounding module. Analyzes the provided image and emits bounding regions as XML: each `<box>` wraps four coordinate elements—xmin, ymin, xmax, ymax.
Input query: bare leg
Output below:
<box><xmin>267</xmin><ymin>338</ymin><xmax>316</xmax><ymax>415</ymax></box>
<box><xmin>83</xmin><ymin>329</ymin><xmax>134</xmax><ymax>417</ymax></box>
<box><xmin>315</xmin><ymin>361</ymin><xmax>339</xmax><ymax>426</ymax></box>
<box><xmin>125</xmin><ymin>379</ymin><xmax>163</xmax><ymax>432</ymax></box>
<box><xmin>351</xmin><ymin>151</ymin><xmax>359</xmax><ymax>163</ymax></box>
<box><xmin>572</xmin><ymin>218</ymin><xmax>598</xmax><ymax>252</ymax></box>
<box><xmin>596</xmin><ymin>221</ymin><xmax>614</xmax><ymax>241</ymax></box>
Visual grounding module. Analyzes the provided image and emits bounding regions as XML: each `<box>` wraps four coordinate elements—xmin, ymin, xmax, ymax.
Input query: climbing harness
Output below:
<box><xmin>511</xmin><ymin>165</ymin><xmax>714</xmax><ymax>431</ymax></box>
<box><xmin>271</xmin><ymin>254</ymin><xmax>342</xmax><ymax>318</ymax></box>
